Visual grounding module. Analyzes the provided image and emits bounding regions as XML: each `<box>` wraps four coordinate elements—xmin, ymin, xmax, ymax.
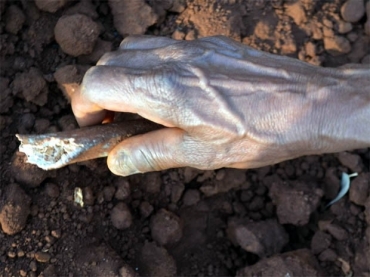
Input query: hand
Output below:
<box><xmin>71</xmin><ymin>35</ymin><xmax>369</xmax><ymax>176</ymax></box>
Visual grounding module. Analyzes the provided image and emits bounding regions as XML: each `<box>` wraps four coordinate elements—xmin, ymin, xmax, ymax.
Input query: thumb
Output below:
<box><xmin>107</xmin><ymin>128</ymin><xmax>187</xmax><ymax>176</ymax></box>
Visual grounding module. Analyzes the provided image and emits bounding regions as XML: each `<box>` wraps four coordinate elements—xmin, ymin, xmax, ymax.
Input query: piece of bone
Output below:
<box><xmin>16</xmin><ymin>119</ymin><xmax>161</xmax><ymax>170</ymax></box>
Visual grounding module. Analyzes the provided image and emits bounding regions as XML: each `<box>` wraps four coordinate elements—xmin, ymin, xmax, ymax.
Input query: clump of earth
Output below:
<box><xmin>0</xmin><ymin>0</ymin><xmax>369</xmax><ymax>276</ymax></box>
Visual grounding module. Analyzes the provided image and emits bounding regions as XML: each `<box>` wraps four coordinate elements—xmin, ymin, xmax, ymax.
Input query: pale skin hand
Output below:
<box><xmin>71</xmin><ymin>35</ymin><xmax>370</xmax><ymax>176</ymax></box>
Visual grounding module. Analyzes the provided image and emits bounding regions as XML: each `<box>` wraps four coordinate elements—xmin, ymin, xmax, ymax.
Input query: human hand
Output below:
<box><xmin>71</xmin><ymin>35</ymin><xmax>363</xmax><ymax>176</ymax></box>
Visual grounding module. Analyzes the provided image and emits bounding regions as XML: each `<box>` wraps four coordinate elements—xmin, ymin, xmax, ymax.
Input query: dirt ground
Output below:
<box><xmin>0</xmin><ymin>0</ymin><xmax>369</xmax><ymax>276</ymax></box>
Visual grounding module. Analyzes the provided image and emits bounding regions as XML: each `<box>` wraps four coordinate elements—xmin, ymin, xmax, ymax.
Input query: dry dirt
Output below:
<box><xmin>0</xmin><ymin>0</ymin><xmax>369</xmax><ymax>276</ymax></box>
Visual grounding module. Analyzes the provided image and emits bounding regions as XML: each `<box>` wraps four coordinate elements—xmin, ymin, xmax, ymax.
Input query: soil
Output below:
<box><xmin>0</xmin><ymin>0</ymin><xmax>369</xmax><ymax>276</ymax></box>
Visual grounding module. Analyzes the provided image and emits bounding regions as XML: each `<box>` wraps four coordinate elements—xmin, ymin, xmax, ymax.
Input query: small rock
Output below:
<box><xmin>269</xmin><ymin>179</ymin><xmax>323</xmax><ymax>226</ymax></box>
<box><xmin>34</xmin><ymin>118</ymin><xmax>51</xmax><ymax>133</ymax></box>
<box><xmin>54</xmin><ymin>14</ymin><xmax>100</xmax><ymax>56</ymax></box>
<box><xmin>200</xmin><ymin>169</ymin><xmax>246</xmax><ymax>197</ymax></box>
<box><xmin>111</xmin><ymin>202</ymin><xmax>132</xmax><ymax>230</ymax></box>
<box><xmin>35</xmin><ymin>0</ymin><xmax>68</xmax><ymax>13</ymax></box>
<box><xmin>340</xmin><ymin>0</ymin><xmax>365</xmax><ymax>23</ymax></box>
<box><xmin>285</xmin><ymin>1</ymin><xmax>307</xmax><ymax>25</ymax></box>
<box><xmin>318</xmin><ymin>249</ymin><xmax>337</xmax><ymax>262</ymax></box>
<box><xmin>337</xmin><ymin>21</ymin><xmax>353</xmax><ymax>34</ymax></box>
<box><xmin>5</xmin><ymin>5</ymin><xmax>25</xmax><ymax>34</ymax></box>
<box><xmin>349</xmin><ymin>173</ymin><xmax>370</xmax><ymax>206</ymax></box>
<box><xmin>139</xmin><ymin>201</ymin><xmax>153</xmax><ymax>218</ymax></box>
<box><xmin>227</xmin><ymin>218</ymin><xmax>288</xmax><ymax>257</ymax></box>
<box><xmin>114</xmin><ymin>179</ymin><xmax>131</xmax><ymax>200</ymax></box>
<box><xmin>35</xmin><ymin>252</ymin><xmax>51</xmax><ymax>263</ymax></box>
<box><xmin>324</xmin><ymin>35</ymin><xmax>351</xmax><ymax>56</ymax></box>
<box><xmin>83</xmin><ymin>187</ymin><xmax>95</xmax><ymax>206</ymax></box>
<box><xmin>311</xmin><ymin>231</ymin><xmax>332</xmax><ymax>254</ymax></box>
<box><xmin>12</xmin><ymin>67</ymin><xmax>48</xmax><ymax>106</ymax></box>
<box><xmin>172</xmin><ymin>29</ymin><xmax>185</xmax><ymax>40</ymax></box>
<box><xmin>0</xmin><ymin>183</ymin><xmax>31</xmax><ymax>235</ymax></box>
<box><xmin>30</xmin><ymin>260</ymin><xmax>37</xmax><ymax>272</ymax></box>
<box><xmin>45</xmin><ymin>183</ymin><xmax>60</xmax><ymax>198</ymax></box>
<box><xmin>103</xmin><ymin>186</ymin><xmax>116</xmax><ymax>202</ymax></box>
<box><xmin>139</xmin><ymin>242</ymin><xmax>177</xmax><ymax>277</ymax></box>
<box><xmin>51</xmin><ymin>229</ymin><xmax>62</xmax><ymax>239</ymax></box>
<box><xmin>320</xmin><ymin>222</ymin><xmax>348</xmax><ymax>241</ymax></box>
<box><xmin>141</xmin><ymin>172</ymin><xmax>162</xmax><ymax>194</ymax></box>
<box><xmin>337</xmin><ymin>151</ymin><xmax>363</xmax><ymax>172</ymax></box>
<box><xmin>119</xmin><ymin>265</ymin><xmax>136</xmax><ymax>277</ymax></box>
<box><xmin>237</xmin><ymin>249</ymin><xmax>324</xmax><ymax>276</ymax></box>
<box><xmin>171</xmin><ymin>182</ymin><xmax>185</xmax><ymax>204</ymax></box>
<box><xmin>182</xmin><ymin>189</ymin><xmax>201</xmax><ymax>206</ymax></box>
<box><xmin>150</xmin><ymin>209</ymin><xmax>183</xmax><ymax>245</ymax></box>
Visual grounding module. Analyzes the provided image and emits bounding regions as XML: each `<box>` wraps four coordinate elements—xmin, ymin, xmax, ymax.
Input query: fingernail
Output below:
<box><xmin>108</xmin><ymin>150</ymin><xmax>140</xmax><ymax>177</ymax></box>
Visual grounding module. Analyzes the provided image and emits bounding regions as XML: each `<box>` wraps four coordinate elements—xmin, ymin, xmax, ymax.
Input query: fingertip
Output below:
<box><xmin>71</xmin><ymin>86</ymin><xmax>106</xmax><ymax>127</ymax></box>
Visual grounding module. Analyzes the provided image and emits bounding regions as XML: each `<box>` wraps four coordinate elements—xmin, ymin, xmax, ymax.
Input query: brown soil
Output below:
<box><xmin>0</xmin><ymin>0</ymin><xmax>369</xmax><ymax>276</ymax></box>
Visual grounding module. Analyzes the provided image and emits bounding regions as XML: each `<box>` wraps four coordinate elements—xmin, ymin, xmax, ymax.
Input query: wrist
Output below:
<box><xmin>310</xmin><ymin>66</ymin><xmax>370</xmax><ymax>154</ymax></box>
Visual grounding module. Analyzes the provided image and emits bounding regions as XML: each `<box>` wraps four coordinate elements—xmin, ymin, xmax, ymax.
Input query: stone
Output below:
<box><xmin>324</xmin><ymin>35</ymin><xmax>351</xmax><ymax>56</ymax></box>
<box><xmin>340</xmin><ymin>0</ymin><xmax>365</xmax><ymax>23</ymax></box>
<box><xmin>349</xmin><ymin>173</ymin><xmax>370</xmax><ymax>206</ymax></box>
<box><xmin>111</xmin><ymin>202</ymin><xmax>132</xmax><ymax>230</ymax></box>
<box><xmin>150</xmin><ymin>209</ymin><xmax>183</xmax><ymax>245</ymax></box>
<box><xmin>227</xmin><ymin>218</ymin><xmax>288</xmax><ymax>257</ymax></box>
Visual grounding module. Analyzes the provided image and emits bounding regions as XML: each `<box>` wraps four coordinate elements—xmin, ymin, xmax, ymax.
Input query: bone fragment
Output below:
<box><xmin>16</xmin><ymin>119</ymin><xmax>161</xmax><ymax>170</ymax></box>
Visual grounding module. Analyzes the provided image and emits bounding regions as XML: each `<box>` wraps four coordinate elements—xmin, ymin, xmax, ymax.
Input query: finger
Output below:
<box><xmin>107</xmin><ymin>128</ymin><xmax>188</xmax><ymax>176</ymax></box>
<box><xmin>119</xmin><ymin>35</ymin><xmax>177</xmax><ymax>50</ymax></box>
<box><xmin>71</xmin><ymin>86</ymin><xmax>107</xmax><ymax>127</ymax></box>
<box><xmin>97</xmin><ymin>49</ymin><xmax>164</xmax><ymax>68</ymax></box>
<box><xmin>72</xmin><ymin>66</ymin><xmax>177</xmax><ymax>128</ymax></box>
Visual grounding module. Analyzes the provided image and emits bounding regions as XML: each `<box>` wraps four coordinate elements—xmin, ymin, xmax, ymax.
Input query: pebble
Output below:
<box><xmin>337</xmin><ymin>151</ymin><xmax>363</xmax><ymax>172</ymax></box>
<box><xmin>30</xmin><ymin>261</ymin><xmax>37</xmax><ymax>272</ymax></box>
<box><xmin>323</xmin><ymin>35</ymin><xmax>351</xmax><ymax>56</ymax></box>
<box><xmin>349</xmin><ymin>173</ymin><xmax>370</xmax><ymax>206</ymax></box>
<box><xmin>111</xmin><ymin>202</ymin><xmax>132</xmax><ymax>230</ymax></box>
<box><xmin>103</xmin><ymin>186</ymin><xmax>116</xmax><ymax>202</ymax></box>
<box><xmin>51</xmin><ymin>229</ymin><xmax>61</xmax><ymax>238</ymax></box>
<box><xmin>182</xmin><ymin>189</ymin><xmax>201</xmax><ymax>206</ymax></box>
<box><xmin>45</xmin><ymin>183</ymin><xmax>60</xmax><ymax>198</ymax></box>
<box><xmin>150</xmin><ymin>209</ymin><xmax>183</xmax><ymax>245</ymax></box>
<box><xmin>83</xmin><ymin>187</ymin><xmax>95</xmax><ymax>206</ymax></box>
<box><xmin>340</xmin><ymin>0</ymin><xmax>365</xmax><ymax>23</ymax></box>
<box><xmin>35</xmin><ymin>252</ymin><xmax>51</xmax><ymax>263</ymax></box>
<box><xmin>318</xmin><ymin>248</ymin><xmax>337</xmax><ymax>262</ymax></box>
<box><xmin>337</xmin><ymin>21</ymin><xmax>352</xmax><ymax>34</ymax></box>
<box><xmin>114</xmin><ymin>179</ymin><xmax>131</xmax><ymax>200</ymax></box>
<box><xmin>311</xmin><ymin>231</ymin><xmax>332</xmax><ymax>254</ymax></box>
<box><xmin>139</xmin><ymin>201</ymin><xmax>154</xmax><ymax>218</ymax></box>
<box><xmin>227</xmin><ymin>219</ymin><xmax>288</xmax><ymax>257</ymax></box>
<box><xmin>0</xmin><ymin>183</ymin><xmax>31</xmax><ymax>235</ymax></box>
<box><xmin>5</xmin><ymin>5</ymin><xmax>25</xmax><ymax>34</ymax></box>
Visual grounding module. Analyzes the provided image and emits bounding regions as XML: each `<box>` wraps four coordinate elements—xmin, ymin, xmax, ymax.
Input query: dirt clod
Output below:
<box><xmin>227</xmin><ymin>218</ymin><xmax>288</xmax><ymax>257</ymax></box>
<box><xmin>340</xmin><ymin>0</ymin><xmax>365</xmax><ymax>23</ymax></box>
<box><xmin>12</xmin><ymin>67</ymin><xmax>48</xmax><ymax>106</ymax></box>
<box><xmin>237</xmin><ymin>249</ymin><xmax>323</xmax><ymax>277</ymax></box>
<box><xmin>5</xmin><ymin>5</ymin><xmax>25</xmax><ymax>35</ymax></box>
<box><xmin>35</xmin><ymin>0</ymin><xmax>68</xmax><ymax>13</ymax></box>
<box><xmin>11</xmin><ymin>152</ymin><xmax>51</xmax><ymax>188</ymax></box>
<box><xmin>108</xmin><ymin>0</ymin><xmax>158</xmax><ymax>36</ymax></box>
<box><xmin>139</xmin><ymin>241</ymin><xmax>177</xmax><ymax>277</ymax></box>
<box><xmin>0</xmin><ymin>184</ymin><xmax>31</xmax><ymax>235</ymax></box>
<box><xmin>150</xmin><ymin>209</ymin><xmax>183</xmax><ymax>245</ymax></box>
<box><xmin>269</xmin><ymin>179</ymin><xmax>323</xmax><ymax>225</ymax></box>
<box><xmin>35</xmin><ymin>252</ymin><xmax>51</xmax><ymax>263</ymax></box>
<box><xmin>349</xmin><ymin>173</ymin><xmax>370</xmax><ymax>206</ymax></box>
<box><xmin>54</xmin><ymin>14</ymin><xmax>100</xmax><ymax>56</ymax></box>
<box><xmin>111</xmin><ymin>202</ymin><xmax>133</xmax><ymax>230</ymax></box>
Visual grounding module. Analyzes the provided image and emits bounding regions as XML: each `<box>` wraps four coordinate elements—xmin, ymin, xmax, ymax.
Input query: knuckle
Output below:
<box><xmin>96</xmin><ymin>52</ymin><xmax>115</xmax><ymax>65</ymax></box>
